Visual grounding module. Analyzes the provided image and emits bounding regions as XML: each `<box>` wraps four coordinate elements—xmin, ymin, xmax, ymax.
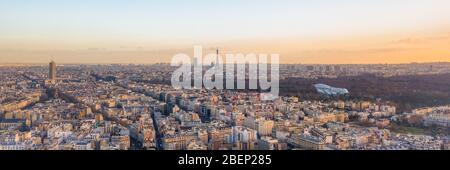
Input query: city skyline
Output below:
<box><xmin>3</xmin><ymin>2</ymin><xmax>450</xmax><ymax>168</ymax></box>
<box><xmin>1</xmin><ymin>0</ymin><xmax>450</xmax><ymax>64</ymax></box>
<box><xmin>2</xmin><ymin>62</ymin><xmax>450</xmax><ymax>151</ymax></box>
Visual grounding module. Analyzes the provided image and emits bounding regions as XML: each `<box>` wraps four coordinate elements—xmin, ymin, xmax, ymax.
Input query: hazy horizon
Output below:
<box><xmin>2</xmin><ymin>60</ymin><xmax>450</xmax><ymax>66</ymax></box>
<box><xmin>1</xmin><ymin>0</ymin><xmax>450</xmax><ymax>64</ymax></box>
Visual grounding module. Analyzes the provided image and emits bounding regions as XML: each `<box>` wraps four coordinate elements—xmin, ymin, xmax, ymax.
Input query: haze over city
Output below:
<box><xmin>1</xmin><ymin>0</ymin><xmax>450</xmax><ymax>64</ymax></box>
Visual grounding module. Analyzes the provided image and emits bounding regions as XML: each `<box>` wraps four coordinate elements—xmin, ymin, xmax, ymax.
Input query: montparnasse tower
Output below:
<box><xmin>49</xmin><ymin>60</ymin><xmax>57</xmax><ymax>80</ymax></box>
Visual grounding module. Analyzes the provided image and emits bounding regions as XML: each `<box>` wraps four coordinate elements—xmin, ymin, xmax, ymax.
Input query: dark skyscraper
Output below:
<box><xmin>49</xmin><ymin>60</ymin><xmax>56</xmax><ymax>80</ymax></box>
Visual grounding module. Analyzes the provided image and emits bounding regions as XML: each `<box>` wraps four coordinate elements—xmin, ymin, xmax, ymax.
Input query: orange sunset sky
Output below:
<box><xmin>1</xmin><ymin>0</ymin><xmax>450</xmax><ymax>64</ymax></box>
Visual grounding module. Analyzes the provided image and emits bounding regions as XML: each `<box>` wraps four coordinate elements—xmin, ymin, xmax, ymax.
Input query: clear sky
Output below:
<box><xmin>1</xmin><ymin>0</ymin><xmax>450</xmax><ymax>64</ymax></box>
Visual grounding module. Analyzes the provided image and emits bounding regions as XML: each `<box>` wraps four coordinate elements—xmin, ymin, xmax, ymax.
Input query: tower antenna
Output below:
<box><xmin>216</xmin><ymin>47</ymin><xmax>219</xmax><ymax>65</ymax></box>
